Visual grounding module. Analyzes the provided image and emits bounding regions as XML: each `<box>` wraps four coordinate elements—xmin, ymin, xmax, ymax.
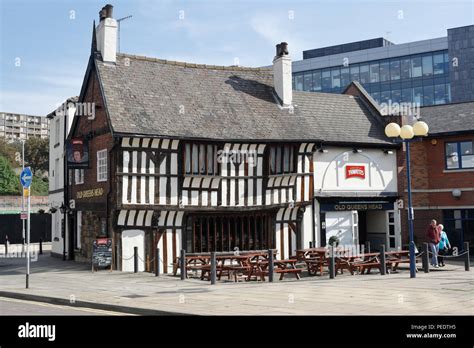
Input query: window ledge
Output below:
<box><xmin>443</xmin><ymin>169</ymin><xmax>474</xmax><ymax>173</ymax></box>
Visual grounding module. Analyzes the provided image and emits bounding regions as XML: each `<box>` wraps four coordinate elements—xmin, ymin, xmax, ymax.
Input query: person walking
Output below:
<box><xmin>437</xmin><ymin>224</ymin><xmax>451</xmax><ymax>267</ymax></box>
<box><xmin>426</xmin><ymin>219</ymin><xmax>441</xmax><ymax>268</ymax></box>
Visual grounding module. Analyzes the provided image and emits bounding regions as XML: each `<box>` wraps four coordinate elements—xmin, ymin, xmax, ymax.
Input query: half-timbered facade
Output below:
<box><xmin>66</xmin><ymin>6</ymin><xmax>398</xmax><ymax>273</ymax></box>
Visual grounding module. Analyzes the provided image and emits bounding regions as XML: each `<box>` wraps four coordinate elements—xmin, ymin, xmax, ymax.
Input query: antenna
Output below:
<box><xmin>117</xmin><ymin>15</ymin><xmax>133</xmax><ymax>53</ymax></box>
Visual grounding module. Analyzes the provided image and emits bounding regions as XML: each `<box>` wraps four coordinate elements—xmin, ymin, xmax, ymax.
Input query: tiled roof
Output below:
<box><xmin>419</xmin><ymin>102</ymin><xmax>474</xmax><ymax>135</ymax></box>
<box><xmin>95</xmin><ymin>53</ymin><xmax>392</xmax><ymax>145</ymax></box>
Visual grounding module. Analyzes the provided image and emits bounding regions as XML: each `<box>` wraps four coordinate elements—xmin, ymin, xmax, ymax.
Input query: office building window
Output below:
<box><xmin>446</xmin><ymin>141</ymin><xmax>474</xmax><ymax>169</ymax></box>
<box><xmin>331</xmin><ymin>68</ymin><xmax>341</xmax><ymax>88</ymax></box>
<box><xmin>369</xmin><ymin>63</ymin><xmax>379</xmax><ymax>83</ymax></box>
<box><xmin>391</xmin><ymin>89</ymin><xmax>401</xmax><ymax>104</ymax></box>
<box><xmin>411</xmin><ymin>56</ymin><xmax>422</xmax><ymax>77</ymax></box>
<box><xmin>341</xmin><ymin>67</ymin><xmax>350</xmax><ymax>86</ymax></box>
<box><xmin>295</xmin><ymin>74</ymin><xmax>303</xmax><ymax>91</ymax></box>
<box><xmin>423</xmin><ymin>85</ymin><xmax>434</xmax><ymax>106</ymax></box>
<box><xmin>379</xmin><ymin>61</ymin><xmax>390</xmax><ymax>82</ymax></box>
<box><xmin>322</xmin><ymin>70</ymin><xmax>331</xmax><ymax>90</ymax></box>
<box><xmin>402</xmin><ymin>88</ymin><xmax>413</xmax><ymax>103</ymax></box>
<box><xmin>303</xmin><ymin>72</ymin><xmax>313</xmax><ymax>91</ymax></box>
<box><xmin>401</xmin><ymin>58</ymin><xmax>411</xmax><ymax>79</ymax></box>
<box><xmin>434</xmin><ymin>84</ymin><xmax>446</xmax><ymax>104</ymax></box>
<box><xmin>312</xmin><ymin>71</ymin><xmax>322</xmax><ymax>91</ymax></box>
<box><xmin>350</xmin><ymin>65</ymin><xmax>359</xmax><ymax>82</ymax></box>
<box><xmin>422</xmin><ymin>55</ymin><xmax>433</xmax><ymax>76</ymax></box>
<box><xmin>413</xmin><ymin>87</ymin><xmax>423</xmax><ymax>105</ymax></box>
<box><xmin>390</xmin><ymin>59</ymin><xmax>401</xmax><ymax>80</ymax></box>
<box><xmin>359</xmin><ymin>64</ymin><xmax>370</xmax><ymax>84</ymax></box>
<box><xmin>97</xmin><ymin>149</ymin><xmax>108</xmax><ymax>182</ymax></box>
<box><xmin>433</xmin><ymin>53</ymin><xmax>444</xmax><ymax>75</ymax></box>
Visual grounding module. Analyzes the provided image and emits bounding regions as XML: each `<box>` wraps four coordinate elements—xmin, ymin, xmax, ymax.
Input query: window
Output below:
<box><xmin>422</xmin><ymin>55</ymin><xmax>433</xmax><ymax>77</ymax></box>
<box><xmin>359</xmin><ymin>64</ymin><xmax>370</xmax><ymax>84</ymax></box>
<box><xmin>312</xmin><ymin>71</ymin><xmax>322</xmax><ymax>91</ymax></box>
<box><xmin>413</xmin><ymin>87</ymin><xmax>423</xmax><ymax>106</ymax></box>
<box><xmin>411</xmin><ymin>56</ymin><xmax>422</xmax><ymax>77</ymax></box>
<box><xmin>370</xmin><ymin>63</ymin><xmax>379</xmax><ymax>83</ymax></box>
<box><xmin>97</xmin><ymin>149</ymin><xmax>108</xmax><ymax>182</ymax></box>
<box><xmin>379</xmin><ymin>61</ymin><xmax>390</xmax><ymax>82</ymax></box>
<box><xmin>184</xmin><ymin>143</ymin><xmax>218</xmax><ymax>175</ymax></box>
<box><xmin>391</xmin><ymin>89</ymin><xmax>401</xmax><ymax>104</ymax></box>
<box><xmin>54</xmin><ymin>158</ymin><xmax>60</xmax><ymax>188</ymax></box>
<box><xmin>401</xmin><ymin>58</ymin><xmax>411</xmax><ymax>79</ymax></box>
<box><xmin>350</xmin><ymin>65</ymin><xmax>359</xmax><ymax>82</ymax></box>
<box><xmin>303</xmin><ymin>72</ymin><xmax>313</xmax><ymax>91</ymax></box>
<box><xmin>445</xmin><ymin>141</ymin><xmax>474</xmax><ymax>169</ymax></box>
<box><xmin>341</xmin><ymin>67</ymin><xmax>350</xmax><ymax>86</ymax></box>
<box><xmin>423</xmin><ymin>85</ymin><xmax>434</xmax><ymax>106</ymax></box>
<box><xmin>331</xmin><ymin>68</ymin><xmax>341</xmax><ymax>89</ymax></box>
<box><xmin>433</xmin><ymin>53</ymin><xmax>444</xmax><ymax>75</ymax></box>
<box><xmin>75</xmin><ymin>169</ymin><xmax>84</xmax><ymax>185</ymax></box>
<box><xmin>54</xmin><ymin>119</ymin><xmax>60</xmax><ymax>145</ymax></box>
<box><xmin>295</xmin><ymin>74</ymin><xmax>303</xmax><ymax>91</ymax></box>
<box><xmin>321</xmin><ymin>70</ymin><xmax>331</xmax><ymax>90</ymax></box>
<box><xmin>434</xmin><ymin>84</ymin><xmax>446</xmax><ymax>104</ymax></box>
<box><xmin>390</xmin><ymin>59</ymin><xmax>401</xmax><ymax>80</ymax></box>
<box><xmin>269</xmin><ymin>144</ymin><xmax>295</xmax><ymax>174</ymax></box>
<box><xmin>401</xmin><ymin>88</ymin><xmax>413</xmax><ymax>103</ymax></box>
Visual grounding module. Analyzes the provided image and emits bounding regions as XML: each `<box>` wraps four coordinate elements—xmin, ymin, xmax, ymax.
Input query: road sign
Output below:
<box><xmin>20</xmin><ymin>167</ymin><xmax>33</xmax><ymax>188</ymax></box>
<box><xmin>20</xmin><ymin>212</ymin><xmax>27</xmax><ymax>220</ymax></box>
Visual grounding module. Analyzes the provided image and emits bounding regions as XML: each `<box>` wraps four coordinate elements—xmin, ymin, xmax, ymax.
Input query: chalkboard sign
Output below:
<box><xmin>92</xmin><ymin>238</ymin><xmax>112</xmax><ymax>271</ymax></box>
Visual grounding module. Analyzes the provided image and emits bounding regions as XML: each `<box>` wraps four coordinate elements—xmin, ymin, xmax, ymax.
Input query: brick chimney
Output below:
<box><xmin>273</xmin><ymin>42</ymin><xmax>292</xmax><ymax>107</ymax></box>
<box><xmin>96</xmin><ymin>4</ymin><xmax>117</xmax><ymax>63</ymax></box>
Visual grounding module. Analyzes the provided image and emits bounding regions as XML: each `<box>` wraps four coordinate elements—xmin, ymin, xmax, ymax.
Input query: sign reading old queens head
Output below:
<box><xmin>345</xmin><ymin>165</ymin><xmax>365</xmax><ymax>179</ymax></box>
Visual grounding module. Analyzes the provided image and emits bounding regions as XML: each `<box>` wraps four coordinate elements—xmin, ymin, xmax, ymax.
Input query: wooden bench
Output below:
<box><xmin>275</xmin><ymin>268</ymin><xmax>302</xmax><ymax>280</ymax></box>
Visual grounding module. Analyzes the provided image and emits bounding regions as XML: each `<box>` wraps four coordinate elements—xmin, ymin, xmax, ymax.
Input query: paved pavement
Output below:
<box><xmin>0</xmin><ymin>252</ymin><xmax>472</xmax><ymax>315</ymax></box>
<box><xmin>0</xmin><ymin>297</ymin><xmax>130</xmax><ymax>315</ymax></box>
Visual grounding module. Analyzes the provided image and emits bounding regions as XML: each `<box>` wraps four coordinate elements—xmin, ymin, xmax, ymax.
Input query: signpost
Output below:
<box><xmin>20</xmin><ymin>167</ymin><xmax>32</xmax><ymax>289</ymax></box>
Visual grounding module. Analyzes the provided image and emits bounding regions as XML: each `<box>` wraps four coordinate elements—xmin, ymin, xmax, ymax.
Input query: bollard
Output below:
<box><xmin>180</xmin><ymin>249</ymin><xmax>186</xmax><ymax>280</ymax></box>
<box><xmin>365</xmin><ymin>241</ymin><xmax>371</xmax><ymax>253</ymax></box>
<box><xmin>329</xmin><ymin>245</ymin><xmax>335</xmax><ymax>279</ymax></box>
<box><xmin>379</xmin><ymin>244</ymin><xmax>386</xmax><ymax>275</ymax></box>
<box><xmin>115</xmin><ymin>245</ymin><xmax>119</xmax><ymax>271</ymax></box>
<box><xmin>210</xmin><ymin>252</ymin><xmax>216</xmax><ymax>285</ymax></box>
<box><xmin>268</xmin><ymin>249</ymin><xmax>274</xmax><ymax>282</ymax></box>
<box><xmin>422</xmin><ymin>243</ymin><xmax>430</xmax><ymax>273</ymax></box>
<box><xmin>309</xmin><ymin>241</ymin><xmax>313</xmax><ymax>248</ymax></box>
<box><xmin>133</xmin><ymin>246</ymin><xmax>138</xmax><ymax>273</ymax></box>
<box><xmin>39</xmin><ymin>238</ymin><xmax>43</xmax><ymax>255</ymax></box>
<box><xmin>155</xmin><ymin>247</ymin><xmax>160</xmax><ymax>277</ymax></box>
<box><xmin>4</xmin><ymin>236</ymin><xmax>8</xmax><ymax>256</ymax></box>
<box><xmin>465</xmin><ymin>242</ymin><xmax>470</xmax><ymax>272</ymax></box>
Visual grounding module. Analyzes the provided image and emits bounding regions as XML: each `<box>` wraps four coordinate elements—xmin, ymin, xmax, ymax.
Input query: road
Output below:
<box><xmin>0</xmin><ymin>297</ymin><xmax>132</xmax><ymax>316</ymax></box>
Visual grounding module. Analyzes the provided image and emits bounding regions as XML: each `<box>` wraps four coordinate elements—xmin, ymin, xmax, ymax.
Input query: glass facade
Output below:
<box><xmin>293</xmin><ymin>50</ymin><xmax>451</xmax><ymax>106</ymax></box>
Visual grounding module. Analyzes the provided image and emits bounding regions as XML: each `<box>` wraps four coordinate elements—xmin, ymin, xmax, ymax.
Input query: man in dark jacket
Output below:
<box><xmin>426</xmin><ymin>219</ymin><xmax>441</xmax><ymax>268</ymax></box>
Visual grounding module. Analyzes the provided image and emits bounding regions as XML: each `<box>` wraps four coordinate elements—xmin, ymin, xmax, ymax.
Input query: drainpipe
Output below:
<box><xmin>63</xmin><ymin>108</ymin><xmax>68</xmax><ymax>261</ymax></box>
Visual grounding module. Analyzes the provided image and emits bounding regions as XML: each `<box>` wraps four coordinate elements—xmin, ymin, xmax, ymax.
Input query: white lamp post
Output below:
<box><xmin>385</xmin><ymin>120</ymin><xmax>429</xmax><ymax>278</ymax></box>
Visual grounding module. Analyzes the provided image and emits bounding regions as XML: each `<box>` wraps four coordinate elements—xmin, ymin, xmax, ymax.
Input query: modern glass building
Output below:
<box><xmin>292</xmin><ymin>25</ymin><xmax>474</xmax><ymax>106</ymax></box>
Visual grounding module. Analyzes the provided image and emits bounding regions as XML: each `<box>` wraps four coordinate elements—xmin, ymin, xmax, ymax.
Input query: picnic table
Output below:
<box><xmin>251</xmin><ymin>258</ymin><xmax>302</xmax><ymax>280</ymax></box>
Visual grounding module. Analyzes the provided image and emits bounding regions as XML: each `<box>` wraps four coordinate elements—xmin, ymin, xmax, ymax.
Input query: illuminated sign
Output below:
<box><xmin>346</xmin><ymin>165</ymin><xmax>365</xmax><ymax>179</ymax></box>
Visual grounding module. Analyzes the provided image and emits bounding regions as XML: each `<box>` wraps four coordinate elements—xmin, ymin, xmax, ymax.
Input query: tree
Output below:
<box><xmin>24</xmin><ymin>137</ymin><xmax>49</xmax><ymax>175</ymax></box>
<box><xmin>0</xmin><ymin>156</ymin><xmax>20</xmax><ymax>195</ymax></box>
<box><xmin>0</xmin><ymin>138</ymin><xmax>21</xmax><ymax>165</ymax></box>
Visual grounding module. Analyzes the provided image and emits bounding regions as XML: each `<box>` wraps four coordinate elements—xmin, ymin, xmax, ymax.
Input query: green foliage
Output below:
<box><xmin>25</xmin><ymin>137</ymin><xmax>49</xmax><ymax>174</ymax></box>
<box><xmin>31</xmin><ymin>175</ymin><xmax>49</xmax><ymax>196</ymax></box>
<box><xmin>0</xmin><ymin>156</ymin><xmax>20</xmax><ymax>195</ymax></box>
<box><xmin>0</xmin><ymin>138</ymin><xmax>22</xmax><ymax>166</ymax></box>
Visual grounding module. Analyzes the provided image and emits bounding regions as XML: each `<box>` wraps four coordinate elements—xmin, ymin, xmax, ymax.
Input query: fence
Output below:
<box><xmin>0</xmin><ymin>213</ymin><xmax>51</xmax><ymax>244</ymax></box>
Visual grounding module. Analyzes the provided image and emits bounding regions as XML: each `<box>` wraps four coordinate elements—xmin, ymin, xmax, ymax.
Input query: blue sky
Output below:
<box><xmin>1</xmin><ymin>0</ymin><xmax>473</xmax><ymax>115</ymax></box>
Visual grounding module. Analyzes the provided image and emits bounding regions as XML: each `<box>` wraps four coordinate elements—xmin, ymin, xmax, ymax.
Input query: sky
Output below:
<box><xmin>0</xmin><ymin>0</ymin><xmax>473</xmax><ymax>115</ymax></box>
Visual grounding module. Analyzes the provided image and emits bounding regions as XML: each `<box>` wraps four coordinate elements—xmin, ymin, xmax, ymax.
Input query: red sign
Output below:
<box><xmin>20</xmin><ymin>212</ymin><xmax>27</xmax><ymax>220</ymax></box>
<box><xmin>346</xmin><ymin>165</ymin><xmax>365</xmax><ymax>179</ymax></box>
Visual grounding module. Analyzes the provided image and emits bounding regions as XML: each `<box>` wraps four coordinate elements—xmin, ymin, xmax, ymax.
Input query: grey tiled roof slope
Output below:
<box><xmin>418</xmin><ymin>102</ymin><xmax>474</xmax><ymax>135</ymax></box>
<box><xmin>95</xmin><ymin>53</ymin><xmax>392</xmax><ymax>144</ymax></box>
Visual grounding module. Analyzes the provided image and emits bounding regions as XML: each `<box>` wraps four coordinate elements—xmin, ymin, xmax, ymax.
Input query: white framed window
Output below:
<box><xmin>75</xmin><ymin>169</ymin><xmax>84</xmax><ymax>185</ymax></box>
<box><xmin>97</xmin><ymin>149</ymin><xmax>108</xmax><ymax>182</ymax></box>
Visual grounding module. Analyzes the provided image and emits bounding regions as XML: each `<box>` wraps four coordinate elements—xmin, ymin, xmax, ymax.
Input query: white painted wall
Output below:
<box><xmin>301</xmin><ymin>205</ymin><xmax>313</xmax><ymax>250</ymax></box>
<box><xmin>314</xmin><ymin>147</ymin><xmax>397</xmax><ymax>196</ymax></box>
<box><xmin>122</xmin><ymin>229</ymin><xmax>145</xmax><ymax>272</ymax></box>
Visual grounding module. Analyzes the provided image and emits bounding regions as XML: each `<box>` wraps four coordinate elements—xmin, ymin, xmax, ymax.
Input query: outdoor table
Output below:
<box><xmin>341</xmin><ymin>252</ymin><xmax>381</xmax><ymax>275</ymax></box>
<box><xmin>384</xmin><ymin>250</ymin><xmax>410</xmax><ymax>272</ymax></box>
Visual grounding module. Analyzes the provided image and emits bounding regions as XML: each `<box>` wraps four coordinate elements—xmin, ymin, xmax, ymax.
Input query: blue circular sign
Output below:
<box><xmin>20</xmin><ymin>167</ymin><xmax>33</xmax><ymax>188</ymax></box>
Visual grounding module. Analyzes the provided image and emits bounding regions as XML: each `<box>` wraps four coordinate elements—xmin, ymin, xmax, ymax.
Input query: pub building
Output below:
<box><xmin>66</xmin><ymin>5</ymin><xmax>399</xmax><ymax>273</ymax></box>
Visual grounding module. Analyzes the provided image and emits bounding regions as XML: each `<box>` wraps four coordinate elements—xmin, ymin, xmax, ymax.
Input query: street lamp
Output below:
<box><xmin>385</xmin><ymin>120</ymin><xmax>429</xmax><ymax>278</ymax></box>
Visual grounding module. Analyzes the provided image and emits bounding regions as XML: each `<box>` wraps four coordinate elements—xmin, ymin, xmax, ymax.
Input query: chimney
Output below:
<box><xmin>96</xmin><ymin>4</ymin><xmax>117</xmax><ymax>63</ymax></box>
<box><xmin>273</xmin><ymin>42</ymin><xmax>292</xmax><ymax>107</ymax></box>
